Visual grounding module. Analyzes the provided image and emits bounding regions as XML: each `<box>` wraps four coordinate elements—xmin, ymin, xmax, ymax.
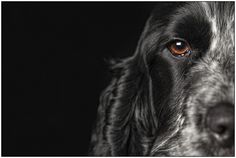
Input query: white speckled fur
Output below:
<box><xmin>151</xmin><ymin>2</ymin><xmax>234</xmax><ymax>156</ymax></box>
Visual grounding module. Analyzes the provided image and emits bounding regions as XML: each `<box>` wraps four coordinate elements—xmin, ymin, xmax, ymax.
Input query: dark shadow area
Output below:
<box><xmin>2</xmin><ymin>2</ymin><xmax>155</xmax><ymax>156</ymax></box>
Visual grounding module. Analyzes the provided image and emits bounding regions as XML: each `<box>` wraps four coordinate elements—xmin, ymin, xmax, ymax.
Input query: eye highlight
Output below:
<box><xmin>167</xmin><ymin>39</ymin><xmax>192</xmax><ymax>58</ymax></box>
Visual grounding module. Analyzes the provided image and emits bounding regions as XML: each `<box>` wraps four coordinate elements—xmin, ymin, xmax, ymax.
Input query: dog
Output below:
<box><xmin>89</xmin><ymin>2</ymin><xmax>234</xmax><ymax>156</ymax></box>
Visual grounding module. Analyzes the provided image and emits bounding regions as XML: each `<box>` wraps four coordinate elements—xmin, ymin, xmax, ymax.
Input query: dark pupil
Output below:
<box><xmin>175</xmin><ymin>41</ymin><xmax>186</xmax><ymax>50</ymax></box>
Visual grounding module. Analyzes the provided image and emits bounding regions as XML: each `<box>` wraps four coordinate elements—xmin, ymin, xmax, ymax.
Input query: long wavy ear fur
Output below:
<box><xmin>106</xmin><ymin>52</ymin><xmax>159</xmax><ymax>155</ymax></box>
<box><xmin>89</xmin><ymin>10</ymin><xmax>164</xmax><ymax>156</ymax></box>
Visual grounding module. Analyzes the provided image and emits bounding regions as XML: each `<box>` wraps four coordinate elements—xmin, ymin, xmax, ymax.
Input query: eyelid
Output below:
<box><xmin>168</xmin><ymin>37</ymin><xmax>190</xmax><ymax>45</ymax></box>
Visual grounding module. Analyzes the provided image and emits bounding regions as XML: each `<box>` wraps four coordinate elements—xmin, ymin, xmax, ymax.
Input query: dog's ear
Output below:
<box><xmin>106</xmin><ymin>55</ymin><xmax>158</xmax><ymax>156</ymax></box>
<box><xmin>105</xmin><ymin>18</ymin><xmax>160</xmax><ymax>155</ymax></box>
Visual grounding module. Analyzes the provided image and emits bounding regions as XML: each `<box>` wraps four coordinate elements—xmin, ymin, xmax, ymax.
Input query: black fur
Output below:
<box><xmin>89</xmin><ymin>2</ymin><xmax>234</xmax><ymax>156</ymax></box>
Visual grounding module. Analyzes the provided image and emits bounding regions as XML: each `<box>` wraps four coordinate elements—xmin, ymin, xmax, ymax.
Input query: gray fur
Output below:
<box><xmin>151</xmin><ymin>2</ymin><xmax>234</xmax><ymax>156</ymax></box>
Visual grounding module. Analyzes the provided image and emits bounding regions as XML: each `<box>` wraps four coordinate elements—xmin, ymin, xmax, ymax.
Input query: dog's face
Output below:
<box><xmin>139</xmin><ymin>2</ymin><xmax>234</xmax><ymax>156</ymax></box>
<box><xmin>89</xmin><ymin>2</ymin><xmax>234</xmax><ymax>156</ymax></box>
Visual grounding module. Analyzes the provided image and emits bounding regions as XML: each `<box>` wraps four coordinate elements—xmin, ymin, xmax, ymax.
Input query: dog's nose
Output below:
<box><xmin>206</xmin><ymin>103</ymin><xmax>234</xmax><ymax>147</ymax></box>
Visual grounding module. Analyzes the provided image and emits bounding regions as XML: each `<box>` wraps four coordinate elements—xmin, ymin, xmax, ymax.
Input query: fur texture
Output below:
<box><xmin>89</xmin><ymin>2</ymin><xmax>235</xmax><ymax>156</ymax></box>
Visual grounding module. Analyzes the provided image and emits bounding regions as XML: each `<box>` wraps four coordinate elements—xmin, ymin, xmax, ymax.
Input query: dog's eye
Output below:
<box><xmin>168</xmin><ymin>40</ymin><xmax>192</xmax><ymax>57</ymax></box>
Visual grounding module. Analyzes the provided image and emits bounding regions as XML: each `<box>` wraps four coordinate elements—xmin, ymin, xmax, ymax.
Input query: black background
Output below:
<box><xmin>2</xmin><ymin>2</ymin><xmax>154</xmax><ymax>156</ymax></box>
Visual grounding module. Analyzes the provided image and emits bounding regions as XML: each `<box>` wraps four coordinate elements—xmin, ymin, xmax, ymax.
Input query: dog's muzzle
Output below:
<box><xmin>206</xmin><ymin>102</ymin><xmax>234</xmax><ymax>147</ymax></box>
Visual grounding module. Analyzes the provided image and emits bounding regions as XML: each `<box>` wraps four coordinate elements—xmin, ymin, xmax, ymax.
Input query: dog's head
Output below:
<box><xmin>136</xmin><ymin>2</ymin><xmax>234</xmax><ymax>156</ymax></box>
<box><xmin>90</xmin><ymin>2</ymin><xmax>234</xmax><ymax>156</ymax></box>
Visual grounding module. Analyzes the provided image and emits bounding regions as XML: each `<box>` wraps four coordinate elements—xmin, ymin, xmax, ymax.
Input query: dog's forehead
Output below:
<box><xmin>149</xmin><ymin>2</ymin><xmax>234</xmax><ymax>59</ymax></box>
<box><xmin>202</xmin><ymin>2</ymin><xmax>234</xmax><ymax>28</ymax></box>
<box><xmin>202</xmin><ymin>2</ymin><xmax>234</xmax><ymax>54</ymax></box>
